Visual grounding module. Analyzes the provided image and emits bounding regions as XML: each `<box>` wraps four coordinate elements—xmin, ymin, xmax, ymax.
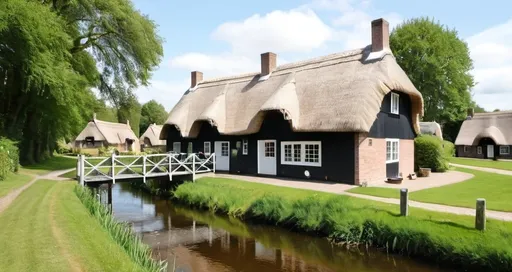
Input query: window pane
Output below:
<box><xmin>386</xmin><ymin>141</ymin><xmax>391</xmax><ymax>161</ymax></box>
<box><xmin>305</xmin><ymin>144</ymin><xmax>319</xmax><ymax>163</ymax></box>
<box><xmin>204</xmin><ymin>142</ymin><xmax>210</xmax><ymax>154</ymax></box>
<box><xmin>392</xmin><ymin>141</ymin><xmax>398</xmax><ymax>160</ymax></box>
<box><xmin>265</xmin><ymin>142</ymin><xmax>275</xmax><ymax>158</ymax></box>
<box><xmin>221</xmin><ymin>143</ymin><xmax>229</xmax><ymax>157</ymax></box>
<box><xmin>284</xmin><ymin>144</ymin><xmax>292</xmax><ymax>161</ymax></box>
<box><xmin>243</xmin><ymin>139</ymin><xmax>248</xmax><ymax>154</ymax></box>
<box><xmin>293</xmin><ymin>144</ymin><xmax>301</xmax><ymax>162</ymax></box>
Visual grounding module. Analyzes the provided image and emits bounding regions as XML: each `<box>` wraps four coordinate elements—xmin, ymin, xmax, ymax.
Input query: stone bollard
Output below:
<box><xmin>475</xmin><ymin>198</ymin><xmax>486</xmax><ymax>231</ymax></box>
<box><xmin>400</xmin><ymin>188</ymin><xmax>409</xmax><ymax>216</ymax></box>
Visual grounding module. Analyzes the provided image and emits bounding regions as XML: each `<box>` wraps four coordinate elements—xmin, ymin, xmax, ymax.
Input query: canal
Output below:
<box><xmin>107</xmin><ymin>183</ymin><xmax>452</xmax><ymax>272</ymax></box>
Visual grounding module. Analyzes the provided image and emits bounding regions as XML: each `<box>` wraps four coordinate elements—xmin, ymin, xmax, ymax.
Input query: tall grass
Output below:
<box><xmin>74</xmin><ymin>185</ymin><xmax>166</xmax><ymax>272</ymax></box>
<box><xmin>174</xmin><ymin>178</ymin><xmax>512</xmax><ymax>271</ymax></box>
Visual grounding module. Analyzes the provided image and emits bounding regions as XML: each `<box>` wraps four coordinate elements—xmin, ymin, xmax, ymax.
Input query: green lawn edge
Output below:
<box><xmin>173</xmin><ymin>177</ymin><xmax>512</xmax><ymax>271</ymax></box>
<box><xmin>0</xmin><ymin>172</ymin><xmax>33</xmax><ymax>197</ymax></box>
<box><xmin>450</xmin><ymin>157</ymin><xmax>512</xmax><ymax>171</ymax></box>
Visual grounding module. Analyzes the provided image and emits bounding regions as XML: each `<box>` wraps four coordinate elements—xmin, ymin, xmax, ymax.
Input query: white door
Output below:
<box><xmin>487</xmin><ymin>145</ymin><xmax>494</xmax><ymax>158</ymax></box>
<box><xmin>258</xmin><ymin>140</ymin><xmax>277</xmax><ymax>175</ymax></box>
<box><xmin>214</xmin><ymin>141</ymin><xmax>230</xmax><ymax>171</ymax></box>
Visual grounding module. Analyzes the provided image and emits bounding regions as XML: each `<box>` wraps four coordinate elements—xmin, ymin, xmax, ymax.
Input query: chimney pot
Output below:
<box><xmin>191</xmin><ymin>71</ymin><xmax>203</xmax><ymax>88</ymax></box>
<box><xmin>260</xmin><ymin>52</ymin><xmax>277</xmax><ymax>76</ymax></box>
<box><xmin>371</xmin><ymin>18</ymin><xmax>390</xmax><ymax>52</ymax></box>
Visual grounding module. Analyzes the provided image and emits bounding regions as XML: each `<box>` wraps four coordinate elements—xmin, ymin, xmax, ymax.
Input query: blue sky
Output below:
<box><xmin>133</xmin><ymin>0</ymin><xmax>512</xmax><ymax>111</ymax></box>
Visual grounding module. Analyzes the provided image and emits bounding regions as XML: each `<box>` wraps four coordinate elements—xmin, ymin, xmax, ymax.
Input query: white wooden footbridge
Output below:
<box><xmin>76</xmin><ymin>153</ymin><xmax>215</xmax><ymax>185</ymax></box>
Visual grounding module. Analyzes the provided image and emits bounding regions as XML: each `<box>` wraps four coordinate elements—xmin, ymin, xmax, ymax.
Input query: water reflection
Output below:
<box><xmin>110</xmin><ymin>183</ymin><xmax>450</xmax><ymax>272</ymax></box>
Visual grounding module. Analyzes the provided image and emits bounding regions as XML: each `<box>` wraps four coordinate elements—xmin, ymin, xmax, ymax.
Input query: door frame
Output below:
<box><xmin>257</xmin><ymin>139</ymin><xmax>277</xmax><ymax>175</ymax></box>
<box><xmin>214</xmin><ymin>141</ymin><xmax>230</xmax><ymax>171</ymax></box>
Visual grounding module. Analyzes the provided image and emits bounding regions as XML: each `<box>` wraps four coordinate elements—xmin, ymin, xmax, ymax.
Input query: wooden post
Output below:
<box><xmin>142</xmin><ymin>155</ymin><xmax>146</xmax><ymax>184</ymax></box>
<box><xmin>400</xmin><ymin>188</ymin><xmax>408</xmax><ymax>216</ymax></box>
<box><xmin>192</xmin><ymin>154</ymin><xmax>196</xmax><ymax>182</ymax></box>
<box><xmin>111</xmin><ymin>153</ymin><xmax>116</xmax><ymax>184</ymax></box>
<box><xmin>107</xmin><ymin>182</ymin><xmax>113</xmax><ymax>214</ymax></box>
<box><xmin>79</xmin><ymin>155</ymin><xmax>85</xmax><ymax>186</ymax></box>
<box><xmin>76</xmin><ymin>155</ymin><xmax>80</xmax><ymax>181</ymax></box>
<box><xmin>476</xmin><ymin>198</ymin><xmax>486</xmax><ymax>231</ymax></box>
<box><xmin>212</xmin><ymin>153</ymin><xmax>216</xmax><ymax>173</ymax></box>
<box><xmin>168</xmin><ymin>154</ymin><xmax>172</xmax><ymax>181</ymax></box>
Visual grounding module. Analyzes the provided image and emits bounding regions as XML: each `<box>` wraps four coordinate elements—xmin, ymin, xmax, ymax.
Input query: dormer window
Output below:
<box><xmin>390</xmin><ymin>92</ymin><xmax>399</xmax><ymax>114</ymax></box>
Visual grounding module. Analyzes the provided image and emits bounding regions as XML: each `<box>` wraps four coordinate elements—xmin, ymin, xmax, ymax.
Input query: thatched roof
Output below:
<box><xmin>140</xmin><ymin>124</ymin><xmax>166</xmax><ymax>146</ymax></box>
<box><xmin>161</xmin><ymin>47</ymin><xmax>423</xmax><ymax>139</ymax></box>
<box><xmin>455</xmin><ymin>111</ymin><xmax>512</xmax><ymax>145</ymax></box>
<box><xmin>75</xmin><ymin>118</ymin><xmax>137</xmax><ymax>144</ymax></box>
<box><xmin>420</xmin><ymin>122</ymin><xmax>443</xmax><ymax>140</ymax></box>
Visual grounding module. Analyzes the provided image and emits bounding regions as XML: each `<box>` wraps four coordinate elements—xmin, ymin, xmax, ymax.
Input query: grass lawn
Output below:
<box><xmin>450</xmin><ymin>157</ymin><xmax>512</xmax><ymax>171</ymax></box>
<box><xmin>174</xmin><ymin>177</ymin><xmax>512</xmax><ymax>270</ymax></box>
<box><xmin>0</xmin><ymin>180</ymin><xmax>145</xmax><ymax>271</ymax></box>
<box><xmin>0</xmin><ymin>172</ymin><xmax>33</xmax><ymax>197</ymax></box>
<box><xmin>21</xmin><ymin>156</ymin><xmax>77</xmax><ymax>175</ymax></box>
<box><xmin>347</xmin><ymin>167</ymin><xmax>512</xmax><ymax>212</ymax></box>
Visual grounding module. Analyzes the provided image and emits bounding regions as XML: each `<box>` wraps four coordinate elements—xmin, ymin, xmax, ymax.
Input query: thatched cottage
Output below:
<box><xmin>160</xmin><ymin>18</ymin><xmax>424</xmax><ymax>184</ymax></box>
<box><xmin>420</xmin><ymin>122</ymin><xmax>443</xmax><ymax>140</ymax></box>
<box><xmin>140</xmin><ymin>124</ymin><xmax>166</xmax><ymax>148</ymax></box>
<box><xmin>455</xmin><ymin>109</ymin><xmax>512</xmax><ymax>159</ymax></box>
<box><xmin>74</xmin><ymin>115</ymin><xmax>140</xmax><ymax>154</ymax></box>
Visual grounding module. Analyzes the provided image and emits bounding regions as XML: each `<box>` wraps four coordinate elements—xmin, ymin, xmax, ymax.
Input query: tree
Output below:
<box><xmin>493</xmin><ymin>109</ymin><xmax>500</xmax><ymax>112</ymax></box>
<box><xmin>117</xmin><ymin>94</ymin><xmax>142</xmax><ymax>137</ymax></box>
<box><xmin>390</xmin><ymin>18</ymin><xmax>475</xmax><ymax>124</ymax></box>
<box><xmin>474</xmin><ymin>104</ymin><xmax>486</xmax><ymax>113</ymax></box>
<box><xmin>140</xmin><ymin>100</ymin><xmax>168</xmax><ymax>133</ymax></box>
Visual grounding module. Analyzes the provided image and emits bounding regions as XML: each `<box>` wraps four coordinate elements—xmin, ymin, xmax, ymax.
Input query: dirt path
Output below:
<box><xmin>450</xmin><ymin>163</ymin><xmax>512</xmax><ymax>176</ymax></box>
<box><xmin>206</xmin><ymin>173</ymin><xmax>512</xmax><ymax>221</ymax></box>
<box><xmin>0</xmin><ymin>168</ymin><xmax>74</xmax><ymax>214</ymax></box>
<box><xmin>49</xmin><ymin>183</ymin><xmax>84</xmax><ymax>272</ymax></box>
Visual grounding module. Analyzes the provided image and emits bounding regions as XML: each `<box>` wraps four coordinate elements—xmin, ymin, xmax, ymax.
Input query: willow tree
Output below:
<box><xmin>0</xmin><ymin>0</ymin><xmax>163</xmax><ymax>163</ymax></box>
<box><xmin>390</xmin><ymin>18</ymin><xmax>475</xmax><ymax>124</ymax></box>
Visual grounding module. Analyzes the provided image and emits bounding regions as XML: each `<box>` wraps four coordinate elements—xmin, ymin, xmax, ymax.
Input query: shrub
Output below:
<box><xmin>414</xmin><ymin>135</ymin><xmax>449</xmax><ymax>172</ymax></box>
<box><xmin>56</xmin><ymin>139</ymin><xmax>72</xmax><ymax>154</ymax></box>
<box><xmin>0</xmin><ymin>137</ymin><xmax>20</xmax><ymax>180</ymax></box>
<box><xmin>442</xmin><ymin>140</ymin><xmax>455</xmax><ymax>158</ymax></box>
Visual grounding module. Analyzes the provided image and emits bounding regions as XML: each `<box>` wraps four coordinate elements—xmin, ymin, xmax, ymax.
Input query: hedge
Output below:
<box><xmin>0</xmin><ymin>138</ymin><xmax>20</xmax><ymax>181</ymax></box>
<box><xmin>414</xmin><ymin>135</ymin><xmax>449</xmax><ymax>172</ymax></box>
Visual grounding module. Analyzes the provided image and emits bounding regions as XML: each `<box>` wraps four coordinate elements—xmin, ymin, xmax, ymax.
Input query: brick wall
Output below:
<box><xmin>399</xmin><ymin>139</ymin><xmax>414</xmax><ymax>177</ymax></box>
<box><xmin>354</xmin><ymin>133</ymin><xmax>386</xmax><ymax>185</ymax></box>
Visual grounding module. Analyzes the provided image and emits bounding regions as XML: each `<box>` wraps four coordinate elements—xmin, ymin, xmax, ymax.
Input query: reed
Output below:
<box><xmin>74</xmin><ymin>185</ymin><xmax>167</xmax><ymax>272</ymax></box>
<box><xmin>174</xmin><ymin>178</ymin><xmax>512</xmax><ymax>271</ymax></box>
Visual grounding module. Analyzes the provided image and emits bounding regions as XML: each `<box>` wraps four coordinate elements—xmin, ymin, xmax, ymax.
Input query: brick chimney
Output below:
<box><xmin>371</xmin><ymin>18</ymin><xmax>389</xmax><ymax>52</ymax></box>
<box><xmin>191</xmin><ymin>71</ymin><xmax>203</xmax><ymax>88</ymax></box>
<box><xmin>260</xmin><ymin>52</ymin><xmax>277</xmax><ymax>76</ymax></box>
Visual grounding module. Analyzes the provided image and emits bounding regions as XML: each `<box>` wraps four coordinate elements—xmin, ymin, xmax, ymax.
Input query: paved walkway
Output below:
<box><xmin>0</xmin><ymin>168</ymin><xmax>74</xmax><ymax>213</ymax></box>
<box><xmin>450</xmin><ymin>163</ymin><xmax>512</xmax><ymax>176</ymax></box>
<box><xmin>369</xmin><ymin>171</ymin><xmax>473</xmax><ymax>192</ymax></box>
<box><xmin>204</xmin><ymin>173</ymin><xmax>512</xmax><ymax>221</ymax></box>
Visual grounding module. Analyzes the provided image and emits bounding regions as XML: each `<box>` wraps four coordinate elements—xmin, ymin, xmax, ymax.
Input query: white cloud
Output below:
<box><xmin>212</xmin><ymin>9</ymin><xmax>333</xmax><ymax>55</ymax></box>
<box><xmin>467</xmin><ymin>19</ymin><xmax>512</xmax><ymax>110</ymax></box>
<box><xmin>135</xmin><ymin>79</ymin><xmax>189</xmax><ymax>111</ymax></box>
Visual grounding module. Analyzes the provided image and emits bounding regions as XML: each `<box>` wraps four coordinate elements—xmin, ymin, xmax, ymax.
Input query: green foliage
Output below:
<box><xmin>414</xmin><ymin>135</ymin><xmax>449</xmax><ymax>172</ymax></box>
<box><xmin>98</xmin><ymin>146</ymin><xmax>117</xmax><ymax>156</ymax></box>
<box><xmin>174</xmin><ymin>178</ymin><xmax>512</xmax><ymax>271</ymax></box>
<box><xmin>443</xmin><ymin>140</ymin><xmax>455</xmax><ymax>158</ymax></box>
<box><xmin>74</xmin><ymin>185</ymin><xmax>166</xmax><ymax>272</ymax></box>
<box><xmin>390</xmin><ymin>17</ymin><xmax>474</xmax><ymax>124</ymax></box>
<box><xmin>442</xmin><ymin>119</ymin><xmax>464</xmax><ymax>143</ymax></box>
<box><xmin>117</xmin><ymin>93</ymin><xmax>142</xmax><ymax>137</ymax></box>
<box><xmin>140</xmin><ymin>100</ymin><xmax>168</xmax><ymax>134</ymax></box>
<box><xmin>0</xmin><ymin>138</ymin><xmax>20</xmax><ymax>180</ymax></box>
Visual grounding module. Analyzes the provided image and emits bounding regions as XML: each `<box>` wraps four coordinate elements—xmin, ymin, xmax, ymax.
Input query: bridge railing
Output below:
<box><xmin>77</xmin><ymin>152</ymin><xmax>216</xmax><ymax>185</ymax></box>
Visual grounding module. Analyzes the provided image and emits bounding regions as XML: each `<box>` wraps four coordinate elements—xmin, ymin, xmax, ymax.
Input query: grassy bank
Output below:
<box><xmin>0</xmin><ymin>180</ymin><xmax>150</xmax><ymax>271</ymax></box>
<box><xmin>174</xmin><ymin>177</ymin><xmax>512</xmax><ymax>271</ymax></box>
<box><xmin>348</xmin><ymin>168</ymin><xmax>512</xmax><ymax>212</ymax></box>
<box><xmin>21</xmin><ymin>155</ymin><xmax>77</xmax><ymax>175</ymax></box>
<box><xmin>0</xmin><ymin>172</ymin><xmax>33</xmax><ymax>197</ymax></box>
<box><xmin>450</xmin><ymin>157</ymin><xmax>512</xmax><ymax>171</ymax></box>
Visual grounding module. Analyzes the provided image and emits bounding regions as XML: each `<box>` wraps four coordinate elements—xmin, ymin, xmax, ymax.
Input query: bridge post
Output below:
<box><xmin>212</xmin><ymin>153</ymin><xmax>216</xmax><ymax>174</ymax></box>
<box><xmin>192</xmin><ymin>154</ymin><xmax>196</xmax><ymax>182</ymax></box>
<box><xmin>111</xmin><ymin>153</ymin><xmax>116</xmax><ymax>184</ymax></box>
<box><xmin>142</xmin><ymin>155</ymin><xmax>146</xmax><ymax>184</ymax></box>
<box><xmin>79</xmin><ymin>155</ymin><xmax>85</xmax><ymax>186</ymax></box>
<box><xmin>168</xmin><ymin>154</ymin><xmax>172</xmax><ymax>181</ymax></box>
<box><xmin>107</xmin><ymin>182</ymin><xmax>113</xmax><ymax>213</ymax></box>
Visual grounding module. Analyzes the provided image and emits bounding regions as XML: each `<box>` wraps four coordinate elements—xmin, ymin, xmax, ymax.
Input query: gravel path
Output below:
<box><xmin>205</xmin><ymin>173</ymin><xmax>512</xmax><ymax>221</ymax></box>
<box><xmin>450</xmin><ymin>163</ymin><xmax>512</xmax><ymax>176</ymax></box>
<box><xmin>0</xmin><ymin>168</ymin><xmax>74</xmax><ymax>213</ymax></box>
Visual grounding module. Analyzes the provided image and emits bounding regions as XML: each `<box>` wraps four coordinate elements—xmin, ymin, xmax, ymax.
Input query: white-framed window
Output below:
<box><xmin>187</xmin><ymin>142</ymin><xmax>193</xmax><ymax>154</ymax></box>
<box><xmin>221</xmin><ymin>142</ymin><xmax>229</xmax><ymax>157</ymax></box>
<box><xmin>242</xmin><ymin>139</ymin><xmax>248</xmax><ymax>155</ymax></box>
<box><xmin>173</xmin><ymin>142</ymin><xmax>181</xmax><ymax>153</ymax></box>
<box><xmin>500</xmin><ymin>146</ymin><xmax>510</xmax><ymax>155</ymax></box>
<box><xmin>390</xmin><ymin>92</ymin><xmax>400</xmax><ymax>114</ymax></box>
<box><xmin>386</xmin><ymin>139</ymin><xmax>399</xmax><ymax>163</ymax></box>
<box><xmin>280</xmin><ymin>141</ymin><xmax>321</xmax><ymax>167</ymax></box>
<box><xmin>464</xmin><ymin>146</ymin><xmax>470</xmax><ymax>153</ymax></box>
<box><xmin>264</xmin><ymin>141</ymin><xmax>275</xmax><ymax>157</ymax></box>
<box><xmin>477</xmin><ymin>146</ymin><xmax>482</xmax><ymax>155</ymax></box>
<box><xmin>204</xmin><ymin>142</ymin><xmax>211</xmax><ymax>155</ymax></box>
